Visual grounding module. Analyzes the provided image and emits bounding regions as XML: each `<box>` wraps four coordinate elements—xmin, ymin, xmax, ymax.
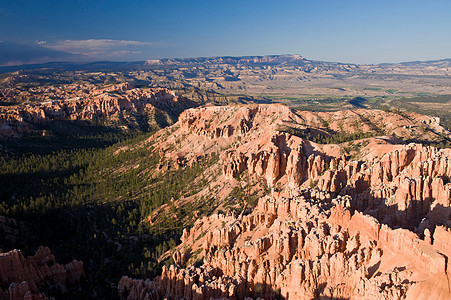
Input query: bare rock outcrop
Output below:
<box><xmin>173</xmin><ymin>106</ymin><xmax>450</xmax><ymax>231</ymax></box>
<box><xmin>121</xmin><ymin>191</ymin><xmax>451</xmax><ymax>299</ymax></box>
<box><xmin>122</xmin><ymin>104</ymin><xmax>450</xmax><ymax>299</ymax></box>
<box><xmin>0</xmin><ymin>246</ymin><xmax>84</xmax><ymax>300</ymax></box>
<box><xmin>0</xmin><ymin>84</ymin><xmax>197</xmax><ymax>138</ymax></box>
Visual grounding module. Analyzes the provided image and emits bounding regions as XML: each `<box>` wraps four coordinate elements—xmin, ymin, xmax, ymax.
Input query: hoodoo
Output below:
<box><xmin>118</xmin><ymin>104</ymin><xmax>451</xmax><ymax>299</ymax></box>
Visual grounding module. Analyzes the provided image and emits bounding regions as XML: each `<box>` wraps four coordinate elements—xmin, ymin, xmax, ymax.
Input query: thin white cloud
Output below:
<box><xmin>39</xmin><ymin>39</ymin><xmax>161</xmax><ymax>58</ymax></box>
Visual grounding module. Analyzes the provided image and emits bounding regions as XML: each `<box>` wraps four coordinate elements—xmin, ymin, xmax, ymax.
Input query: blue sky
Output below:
<box><xmin>0</xmin><ymin>0</ymin><xmax>450</xmax><ymax>65</ymax></box>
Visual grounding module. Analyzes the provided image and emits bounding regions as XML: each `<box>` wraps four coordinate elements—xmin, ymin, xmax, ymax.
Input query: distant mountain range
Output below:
<box><xmin>397</xmin><ymin>58</ymin><xmax>451</xmax><ymax>67</ymax></box>
<box><xmin>0</xmin><ymin>54</ymin><xmax>450</xmax><ymax>74</ymax></box>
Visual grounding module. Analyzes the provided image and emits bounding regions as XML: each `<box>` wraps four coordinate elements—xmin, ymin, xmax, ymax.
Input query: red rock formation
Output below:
<box><xmin>171</xmin><ymin>105</ymin><xmax>450</xmax><ymax>231</ymax></box>
<box><xmin>121</xmin><ymin>191</ymin><xmax>451</xmax><ymax>299</ymax></box>
<box><xmin>118</xmin><ymin>104</ymin><xmax>451</xmax><ymax>300</ymax></box>
<box><xmin>215</xmin><ymin>119</ymin><xmax>451</xmax><ymax>231</ymax></box>
<box><xmin>119</xmin><ymin>276</ymin><xmax>161</xmax><ymax>300</ymax></box>
<box><xmin>0</xmin><ymin>247</ymin><xmax>84</xmax><ymax>300</ymax></box>
<box><xmin>0</xmin><ymin>84</ymin><xmax>197</xmax><ymax>138</ymax></box>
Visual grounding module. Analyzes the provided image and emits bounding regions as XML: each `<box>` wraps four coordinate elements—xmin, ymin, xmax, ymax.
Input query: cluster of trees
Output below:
<box><xmin>0</xmin><ymin>126</ymin><xmax>218</xmax><ymax>297</ymax></box>
<box><xmin>279</xmin><ymin>126</ymin><xmax>376</xmax><ymax>144</ymax></box>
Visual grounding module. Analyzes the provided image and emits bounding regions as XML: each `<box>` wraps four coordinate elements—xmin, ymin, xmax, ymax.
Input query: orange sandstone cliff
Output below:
<box><xmin>118</xmin><ymin>104</ymin><xmax>451</xmax><ymax>300</ymax></box>
<box><xmin>0</xmin><ymin>246</ymin><xmax>84</xmax><ymax>300</ymax></box>
<box><xmin>0</xmin><ymin>83</ymin><xmax>197</xmax><ymax>138</ymax></box>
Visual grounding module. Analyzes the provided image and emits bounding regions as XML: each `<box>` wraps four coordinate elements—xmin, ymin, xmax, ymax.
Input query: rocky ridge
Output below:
<box><xmin>119</xmin><ymin>104</ymin><xmax>451</xmax><ymax>299</ymax></box>
<box><xmin>118</xmin><ymin>188</ymin><xmax>451</xmax><ymax>299</ymax></box>
<box><xmin>0</xmin><ymin>83</ymin><xmax>197</xmax><ymax>138</ymax></box>
<box><xmin>154</xmin><ymin>104</ymin><xmax>446</xmax><ymax>166</ymax></box>
<box><xmin>0</xmin><ymin>246</ymin><xmax>84</xmax><ymax>300</ymax></box>
<box><xmin>119</xmin><ymin>191</ymin><xmax>451</xmax><ymax>299</ymax></box>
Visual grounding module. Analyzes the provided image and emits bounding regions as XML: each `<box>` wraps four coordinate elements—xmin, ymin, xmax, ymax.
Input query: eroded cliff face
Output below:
<box><xmin>119</xmin><ymin>191</ymin><xmax>451</xmax><ymax>300</ymax></box>
<box><xmin>152</xmin><ymin>104</ymin><xmax>450</xmax><ymax>231</ymax></box>
<box><xmin>118</xmin><ymin>104</ymin><xmax>450</xmax><ymax>299</ymax></box>
<box><xmin>0</xmin><ymin>246</ymin><xmax>84</xmax><ymax>300</ymax></box>
<box><xmin>0</xmin><ymin>83</ymin><xmax>197</xmax><ymax>138</ymax></box>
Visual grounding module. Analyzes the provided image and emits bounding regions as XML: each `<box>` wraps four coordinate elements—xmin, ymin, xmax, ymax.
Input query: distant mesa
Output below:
<box><xmin>145</xmin><ymin>59</ymin><xmax>162</xmax><ymax>65</ymax></box>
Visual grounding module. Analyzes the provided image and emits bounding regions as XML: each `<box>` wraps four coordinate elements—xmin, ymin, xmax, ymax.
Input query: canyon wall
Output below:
<box><xmin>119</xmin><ymin>104</ymin><xmax>451</xmax><ymax>299</ymax></box>
<box><xmin>175</xmin><ymin>105</ymin><xmax>450</xmax><ymax>231</ymax></box>
<box><xmin>119</xmin><ymin>191</ymin><xmax>451</xmax><ymax>299</ymax></box>
<box><xmin>0</xmin><ymin>83</ymin><xmax>197</xmax><ymax>137</ymax></box>
<box><xmin>0</xmin><ymin>246</ymin><xmax>84</xmax><ymax>300</ymax></box>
